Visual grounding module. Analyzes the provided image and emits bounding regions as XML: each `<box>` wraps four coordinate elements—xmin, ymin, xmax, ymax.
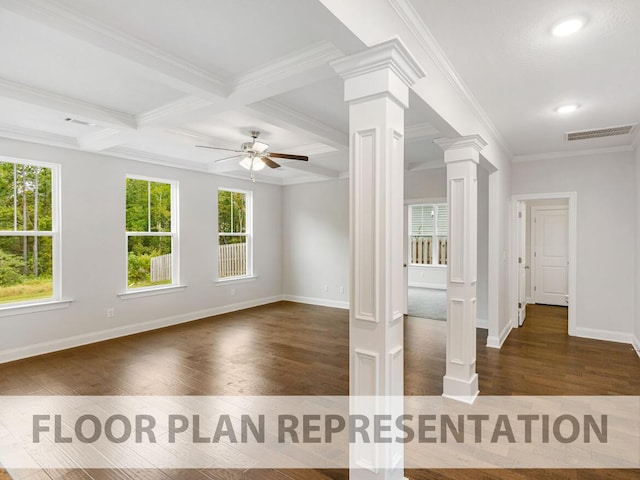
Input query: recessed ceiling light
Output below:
<box><xmin>555</xmin><ymin>104</ymin><xmax>579</xmax><ymax>114</ymax></box>
<box><xmin>552</xmin><ymin>17</ymin><xmax>585</xmax><ymax>37</ymax></box>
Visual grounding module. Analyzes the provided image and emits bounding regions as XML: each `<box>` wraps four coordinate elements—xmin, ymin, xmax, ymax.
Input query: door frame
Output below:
<box><xmin>531</xmin><ymin>204</ymin><xmax>569</xmax><ymax>306</ymax></box>
<box><xmin>510</xmin><ymin>192</ymin><xmax>577</xmax><ymax>336</ymax></box>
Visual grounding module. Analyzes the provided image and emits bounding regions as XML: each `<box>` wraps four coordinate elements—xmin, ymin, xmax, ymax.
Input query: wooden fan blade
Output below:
<box><xmin>261</xmin><ymin>157</ymin><xmax>281</xmax><ymax>169</ymax></box>
<box><xmin>196</xmin><ymin>145</ymin><xmax>243</xmax><ymax>153</ymax></box>
<box><xmin>214</xmin><ymin>154</ymin><xmax>244</xmax><ymax>163</ymax></box>
<box><xmin>268</xmin><ymin>152</ymin><xmax>308</xmax><ymax>161</ymax></box>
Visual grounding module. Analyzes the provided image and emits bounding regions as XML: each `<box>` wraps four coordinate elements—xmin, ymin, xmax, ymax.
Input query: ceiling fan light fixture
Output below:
<box><xmin>239</xmin><ymin>156</ymin><xmax>265</xmax><ymax>171</ymax></box>
<box><xmin>252</xmin><ymin>140</ymin><xmax>269</xmax><ymax>153</ymax></box>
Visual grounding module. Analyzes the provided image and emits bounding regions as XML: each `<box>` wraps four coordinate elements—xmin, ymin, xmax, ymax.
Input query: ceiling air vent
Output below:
<box><xmin>566</xmin><ymin>124</ymin><xmax>636</xmax><ymax>141</ymax></box>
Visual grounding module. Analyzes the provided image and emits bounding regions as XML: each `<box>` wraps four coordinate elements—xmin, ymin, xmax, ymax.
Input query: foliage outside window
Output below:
<box><xmin>126</xmin><ymin>176</ymin><xmax>177</xmax><ymax>290</ymax></box>
<box><xmin>409</xmin><ymin>204</ymin><xmax>448</xmax><ymax>266</ymax></box>
<box><xmin>218</xmin><ymin>189</ymin><xmax>251</xmax><ymax>279</ymax></box>
<box><xmin>0</xmin><ymin>158</ymin><xmax>57</xmax><ymax>305</ymax></box>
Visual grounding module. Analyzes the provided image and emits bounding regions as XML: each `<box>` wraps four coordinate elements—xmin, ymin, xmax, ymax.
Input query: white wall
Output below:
<box><xmin>635</xmin><ymin>145</ymin><xmax>640</xmax><ymax>347</ymax></box>
<box><xmin>408</xmin><ymin>265</ymin><xmax>446</xmax><ymax>289</ymax></box>
<box><xmin>512</xmin><ymin>150</ymin><xmax>636</xmax><ymax>338</ymax></box>
<box><xmin>0</xmin><ymin>138</ymin><xmax>283</xmax><ymax>361</ymax></box>
<box><xmin>282</xmin><ymin>178</ymin><xmax>349</xmax><ymax>308</ymax></box>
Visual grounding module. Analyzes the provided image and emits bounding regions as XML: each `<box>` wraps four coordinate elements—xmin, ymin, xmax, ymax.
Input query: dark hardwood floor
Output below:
<box><xmin>1</xmin><ymin>302</ymin><xmax>639</xmax><ymax>479</ymax></box>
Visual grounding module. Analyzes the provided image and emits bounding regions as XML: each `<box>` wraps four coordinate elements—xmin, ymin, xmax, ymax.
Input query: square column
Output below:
<box><xmin>436</xmin><ymin>135</ymin><xmax>487</xmax><ymax>403</ymax></box>
<box><xmin>332</xmin><ymin>38</ymin><xmax>425</xmax><ymax>479</ymax></box>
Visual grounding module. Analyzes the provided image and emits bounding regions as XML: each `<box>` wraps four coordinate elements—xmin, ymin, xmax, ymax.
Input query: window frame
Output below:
<box><xmin>124</xmin><ymin>174</ymin><xmax>179</xmax><ymax>292</ymax></box>
<box><xmin>0</xmin><ymin>156</ymin><xmax>62</xmax><ymax>307</ymax></box>
<box><xmin>409</xmin><ymin>203</ymin><xmax>448</xmax><ymax>267</ymax></box>
<box><xmin>217</xmin><ymin>187</ymin><xmax>253</xmax><ymax>281</ymax></box>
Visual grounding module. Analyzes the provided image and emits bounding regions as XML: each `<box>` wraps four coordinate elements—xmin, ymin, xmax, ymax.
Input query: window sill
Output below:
<box><xmin>118</xmin><ymin>284</ymin><xmax>187</xmax><ymax>300</ymax></box>
<box><xmin>0</xmin><ymin>299</ymin><xmax>73</xmax><ymax>318</ymax></box>
<box><xmin>214</xmin><ymin>275</ymin><xmax>258</xmax><ymax>286</ymax></box>
<box><xmin>409</xmin><ymin>264</ymin><xmax>448</xmax><ymax>269</ymax></box>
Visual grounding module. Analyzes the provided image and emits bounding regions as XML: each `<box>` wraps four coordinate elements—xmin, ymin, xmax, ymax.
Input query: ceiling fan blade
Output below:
<box><xmin>268</xmin><ymin>152</ymin><xmax>309</xmax><ymax>161</ymax></box>
<box><xmin>214</xmin><ymin>154</ymin><xmax>245</xmax><ymax>163</ymax></box>
<box><xmin>261</xmin><ymin>157</ymin><xmax>281</xmax><ymax>169</ymax></box>
<box><xmin>196</xmin><ymin>145</ymin><xmax>244</xmax><ymax>153</ymax></box>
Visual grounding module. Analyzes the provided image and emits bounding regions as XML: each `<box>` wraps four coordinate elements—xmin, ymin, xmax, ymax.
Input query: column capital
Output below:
<box><xmin>331</xmin><ymin>37</ymin><xmax>425</xmax><ymax>108</ymax></box>
<box><xmin>435</xmin><ymin>134</ymin><xmax>487</xmax><ymax>164</ymax></box>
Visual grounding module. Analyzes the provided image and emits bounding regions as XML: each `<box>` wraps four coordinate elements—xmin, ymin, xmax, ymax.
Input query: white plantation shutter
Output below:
<box><xmin>436</xmin><ymin>204</ymin><xmax>448</xmax><ymax>236</ymax></box>
<box><xmin>410</xmin><ymin>205</ymin><xmax>434</xmax><ymax>236</ymax></box>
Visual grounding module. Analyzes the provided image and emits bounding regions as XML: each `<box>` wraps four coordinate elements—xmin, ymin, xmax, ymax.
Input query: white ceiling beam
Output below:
<box><xmin>0</xmin><ymin>0</ymin><xmax>228</xmax><ymax>102</ymax></box>
<box><xmin>0</xmin><ymin>77</ymin><xmax>136</xmax><ymax>130</ymax></box>
<box><xmin>0</xmin><ymin>122</ymin><xmax>79</xmax><ymax>149</ymax></box>
<box><xmin>77</xmin><ymin>127</ymin><xmax>133</xmax><ymax>151</ymax></box>
<box><xmin>405</xmin><ymin>122</ymin><xmax>440</xmax><ymax>142</ymax></box>
<box><xmin>246</xmin><ymin>99</ymin><xmax>349</xmax><ymax>150</ymax></box>
<box><xmin>136</xmin><ymin>96</ymin><xmax>216</xmax><ymax>128</ymax></box>
<box><xmin>229</xmin><ymin>41</ymin><xmax>344</xmax><ymax>105</ymax></box>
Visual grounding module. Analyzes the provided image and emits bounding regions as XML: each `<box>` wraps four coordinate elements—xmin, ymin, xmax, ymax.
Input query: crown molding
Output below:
<box><xmin>0</xmin><ymin>122</ymin><xmax>79</xmax><ymax>149</ymax></box>
<box><xmin>435</xmin><ymin>134</ymin><xmax>488</xmax><ymax>152</ymax></box>
<box><xmin>137</xmin><ymin>96</ymin><xmax>214</xmax><ymax>127</ymax></box>
<box><xmin>387</xmin><ymin>0</ymin><xmax>512</xmax><ymax>157</ymax></box>
<box><xmin>513</xmin><ymin>145</ymin><xmax>635</xmax><ymax>163</ymax></box>
<box><xmin>1</xmin><ymin>0</ymin><xmax>228</xmax><ymax>100</ymax></box>
<box><xmin>248</xmin><ymin>99</ymin><xmax>349</xmax><ymax>149</ymax></box>
<box><xmin>0</xmin><ymin>77</ymin><xmax>136</xmax><ymax>129</ymax></box>
<box><xmin>106</xmin><ymin>147</ymin><xmax>208</xmax><ymax>172</ymax></box>
<box><xmin>331</xmin><ymin>36</ymin><xmax>425</xmax><ymax>88</ymax></box>
<box><xmin>231</xmin><ymin>41</ymin><xmax>343</xmax><ymax>95</ymax></box>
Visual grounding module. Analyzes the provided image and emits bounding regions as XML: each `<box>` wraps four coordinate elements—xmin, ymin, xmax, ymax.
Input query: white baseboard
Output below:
<box><xmin>408</xmin><ymin>282</ymin><xmax>447</xmax><ymax>290</ymax></box>
<box><xmin>282</xmin><ymin>294</ymin><xmax>349</xmax><ymax>310</ymax></box>
<box><xmin>573</xmin><ymin>327</ymin><xmax>633</xmax><ymax>344</ymax></box>
<box><xmin>0</xmin><ymin>295</ymin><xmax>284</xmax><ymax>365</ymax></box>
<box><xmin>476</xmin><ymin>317</ymin><xmax>488</xmax><ymax>329</ymax></box>
<box><xmin>632</xmin><ymin>336</ymin><xmax>640</xmax><ymax>359</ymax></box>
<box><xmin>486</xmin><ymin>321</ymin><xmax>512</xmax><ymax>349</ymax></box>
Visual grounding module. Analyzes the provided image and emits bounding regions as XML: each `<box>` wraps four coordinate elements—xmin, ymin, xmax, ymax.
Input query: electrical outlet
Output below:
<box><xmin>339</xmin><ymin>286</ymin><xmax>344</xmax><ymax>294</ymax></box>
<box><xmin>106</xmin><ymin>308</ymin><xmax>115</xmax><ymax>318</ymax></box>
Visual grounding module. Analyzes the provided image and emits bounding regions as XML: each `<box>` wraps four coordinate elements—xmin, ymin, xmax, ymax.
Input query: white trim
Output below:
<box><xmin>0</xmin><ymin>299</ymin><xmax>72</xmax><ymax>318</ymax></box>
<box><xmin>405</xmin><ymin>197</ymin><xmax>447</xmax><ymax>205</ymax></box>
<box><xmin>573</xmin><ymin>327</ymin><xmax>634</xmax><ymax>345</ymax></box>
<box><xmin>118</xmin><ymin>284</ymin><xmax>187</xmax><ymax>300</ymax></box>
<box><xmin>486</xmin><ymin>321</ymin><xmax>512</xmax><ymax>349</ymax></box>
<box><xmin>282</xmin><ymin>294</ymin><xmax>349</xmax><ymax>310</ymax></box>
<box><xmin>0</xmin><ymin>295</ymin><xmax>283</xmax><ymax>365</ymax></box>
<box><xmin>408</xmin><ymin>282</ymin><xmax>446</xmax><ymax>290</ymax></box>
<box><xmin>632</xmin><ymin>336</ymin><xmax>640</xmax><ymax>359</ymax></box>
<box><xmin>510</xmin><ymin>193</ymin><xmax>577</xmax><ymax>337</ymax></box>
<box><xmin>214</xmin><ymin>275</ymin><xmax>258</xmax><ymax>286</ymax></box>
<box><xmin>513</xmin><ymin>145</ymin><xmax>634</xmax><ymax>163</ymax></box>
<box><xmin>476</xmin><ymin>317</ymin><xmax>488</xmax><ymax>330</ymax></box>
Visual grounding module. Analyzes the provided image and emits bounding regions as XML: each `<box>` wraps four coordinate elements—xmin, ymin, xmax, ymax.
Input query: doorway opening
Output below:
<box><xmin>511</xmin><ymin>193</ymin><xmax>577</xmax><ymax>335</ymax></box>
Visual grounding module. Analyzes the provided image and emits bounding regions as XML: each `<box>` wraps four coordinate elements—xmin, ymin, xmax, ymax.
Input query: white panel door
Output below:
<box><xmin>533</xmin><ymin>207</ymin><xmax>568</xmax><ymax>306</ymax></box>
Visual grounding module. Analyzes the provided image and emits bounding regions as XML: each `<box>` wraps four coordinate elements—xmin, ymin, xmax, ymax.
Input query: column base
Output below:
<box><xmin>442</xmin><ymin>374</ymin><xmax>479</xmax><ymax>404</ymax></box>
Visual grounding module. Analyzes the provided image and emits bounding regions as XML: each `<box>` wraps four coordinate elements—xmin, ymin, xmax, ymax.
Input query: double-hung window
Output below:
<box><xmin>125</xmin><ymin>176</ymin><xmax>178</xmax><ymax>290</ymax></box>
<box><xmin>217</xmin><ymin>188</ymin><xmax>252</xmax><ymax>279</ymax></box>
<box><xmin>409</xmin><ymin>203</ymin><xmax>448</xmax><ymax>266</ymax></box>
<box><xmin>0</xmin><ymin>158</ymin><xmax>59</xmax><ymax>305</ymax></box>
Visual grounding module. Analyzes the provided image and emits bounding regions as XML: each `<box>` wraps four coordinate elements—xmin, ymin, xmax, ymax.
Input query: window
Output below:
<box><xmin>409</xmin><ymin>203</ymin><xmax>448</xmax><ymax>266</ymax></box>
<box><xmin>218</xmin><ymin>188</ymin><xmax>252</xmax><ymax>279</ymax></box>
<box><xmin>125</xmin><ymin>176</ymin><xmax>177</xmax><ymax>290</ymax></box>
<box><xmin>0</xmin><ymin>158</ymin><xmax>59</xmax><ymax>305</ymax></box>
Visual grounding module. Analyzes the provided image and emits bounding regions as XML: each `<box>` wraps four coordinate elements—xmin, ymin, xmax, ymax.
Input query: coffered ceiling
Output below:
<box><xmin>0</xmin><ymin>0</ymin><xmax>637</xmax><ymax>183</ymax></box>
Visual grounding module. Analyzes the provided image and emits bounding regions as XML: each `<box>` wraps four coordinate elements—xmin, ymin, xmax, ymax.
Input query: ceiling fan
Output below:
<box><xmin>196</xmin><ymin>130</ymin><xmax>308</xmax><ymax>181</ymax></box>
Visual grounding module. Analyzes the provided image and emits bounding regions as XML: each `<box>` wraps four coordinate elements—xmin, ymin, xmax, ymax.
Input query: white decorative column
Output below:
<box><xmin>435</xmin><ymin>135</ymin><xmax>487</xmax><ymax>402</ymax></box>
<box><xmin>332</xmin><ymin>39</ymin><xmax>425</xmax><ymax>479</ymax></box>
